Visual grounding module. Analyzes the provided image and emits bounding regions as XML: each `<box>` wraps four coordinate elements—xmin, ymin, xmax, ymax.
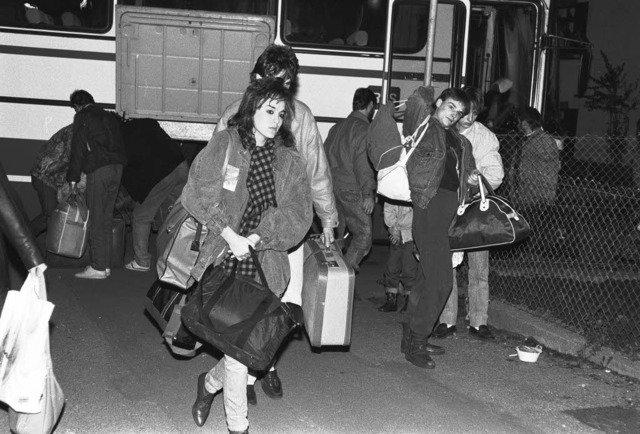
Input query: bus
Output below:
<box><xmin>0</xmin><ymin>0</ymin><xmax>550</xmax><ymax>215</ymax></box>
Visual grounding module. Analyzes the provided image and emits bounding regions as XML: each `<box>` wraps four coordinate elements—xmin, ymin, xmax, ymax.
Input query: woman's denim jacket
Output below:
<box><xmin>406</xmin><ymin>117</ymin><xmax>476</xmax><ymax>209</ymax></box>
<box><xmin>181</xmin><ymin>129</ymin><xmax>313</xmax><ymax>296</ymax></box>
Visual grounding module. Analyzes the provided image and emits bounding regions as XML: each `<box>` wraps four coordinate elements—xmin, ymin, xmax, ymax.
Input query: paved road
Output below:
<box><xmin>3</xmin><ymin>244</ymin><xmax>638</xmax><ymax>433</ymax></box>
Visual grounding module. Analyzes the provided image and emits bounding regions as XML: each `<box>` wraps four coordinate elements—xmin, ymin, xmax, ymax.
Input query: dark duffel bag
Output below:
<box><xmin>181</xmin><ymin>248</ymin><xmax>299</xmax><ymax>371</ymax></box>
<box><xmin>145</xmin><ymin>280</ymin><xmax>201</xmax><ymax>358</ymax></box>
<box><xmin>448</xmin><ymin>174</ymin><xmax>531</xmax><ymax>251</ymax></box>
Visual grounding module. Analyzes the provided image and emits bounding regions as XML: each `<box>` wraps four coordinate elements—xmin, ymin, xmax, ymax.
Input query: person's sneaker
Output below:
<box><xmin>469</xmin><ymin>325</ymin><xmax>495</xmax><ymax>340</ymax></box>
<box><xmin>125</xmin><ymin>260</ymin><xmax>151</xmax><ymax>272</ymax></box>
<box><xmin>75</xmin><ymin>266</ymin><xmax>108</xmax><ymax>279</ymax></box>
<box><xmin>432</xmin><ymin>323</ymin><xmax>457</xmax><ymax>339</ymax></box>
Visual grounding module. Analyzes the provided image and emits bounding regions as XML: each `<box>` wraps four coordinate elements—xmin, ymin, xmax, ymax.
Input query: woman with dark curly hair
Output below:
<box><xmin>181</xmin><ymin>77</ymin><xmax>312</xmax><ymax>434</ymax></box>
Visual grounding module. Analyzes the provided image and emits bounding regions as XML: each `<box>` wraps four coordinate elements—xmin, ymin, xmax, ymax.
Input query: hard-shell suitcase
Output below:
<box><xmin>301</xmin><ymin>236</ymin><xmax>355</xmax><ymax>347</ymax></box>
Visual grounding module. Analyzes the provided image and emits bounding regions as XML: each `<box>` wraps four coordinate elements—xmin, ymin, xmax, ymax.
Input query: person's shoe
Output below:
<box><xmin>192</xmin><ymin>373</ymin><xmax>215</xmax><ymax>427</ymax></box>
<box><xmin>246</xmin><ymin>384</ymin><xmax>257</xmax><ymax>406</ymax></box>
<box><xmin>401</xmin><ymin>323</ymin><xmax>445</xmax><ymax>355</ymax></box>
<box><xmin>228</xmin><ymin>429</ymin><xmax>249</xmax><ymax>434</ymax></box>
<box><xmin>261</xmin><ymin>370</ymin><xmax>283</xmax><ymax>399</ymax></box>
<box><xmin>74</xmin><ymin>266</ymin><xmax>108</xmax><ymax>279</ymax></box>
<box><xmin>284</xmin><ymin>302</ymin><xmax>304</xmax><ymax>327</ymax></box>
<box><xmin>404</xmin><ymin>329</ymin><xmax>435</xmax><ymax>369</ymax></box>
<box><xmin>432</xmin><ymin>323</ymin><xmax>457</xmax><ymax>339</ymax></box>
<box><xmin>469</xmin><ymin>325</ymin><xmax>495</xmax><ymax>340</ymax></box>
<box><xmin>125</xmin><ymin>260</ymin><xmax>150</xmax><ymax>272</ymax></box>
<box><xmin>378</xmin><ymin>292</ymin><xmax>398</xmax><ymax>312</ymax></box>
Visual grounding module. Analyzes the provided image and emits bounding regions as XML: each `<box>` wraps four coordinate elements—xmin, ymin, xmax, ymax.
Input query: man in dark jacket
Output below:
<box><xmin>67</xmin><ymin>90</ymin><xmax>127</xmax><ymax>279</ymax></box>
<box><xmin>120</xmin><ymin>118</ymin><xmax>188</xmax><ymax>272</ymax></box>
<box><xmin>402</xmin><ymin>88</ymin><xmax>477</xmax><ymax>370</ymax></box>
<box><xmin>324</xmin><ymin>88</ymin><xmax>377</xmax><ymax>271</ymax></box>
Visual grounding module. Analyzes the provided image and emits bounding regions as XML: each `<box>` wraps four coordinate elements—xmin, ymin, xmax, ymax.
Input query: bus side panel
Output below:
<box><xmin>116</xmin><ymin>6</ymin><xmax>274</xmax><ymax>123</ymax></box>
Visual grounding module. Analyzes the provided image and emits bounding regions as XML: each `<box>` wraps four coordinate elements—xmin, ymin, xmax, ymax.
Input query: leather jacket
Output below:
<box><xmin>181</xmin><ymin>129</ymin><xmax>313</xmax><ymax>296</ymax></box>
<box><xmin>0</xmin><ymin>162</ymin><xmax>45</xmax><ymax>292</ymax></box>
<box><xmin>406</xmin><ymin>117</ymin><xmax>476</xmax><ymax>209</ymax></box>
<box><xmin>216</xmin><ymin>99</ymin><xmax>339</xmax><ymax>229</ymax></box>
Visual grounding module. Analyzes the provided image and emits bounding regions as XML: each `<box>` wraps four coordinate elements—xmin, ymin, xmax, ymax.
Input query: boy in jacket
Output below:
<box><xmin>402</xmin><ymin>88</ymin><xmax>477</xmax><ymax>369</ymax></box>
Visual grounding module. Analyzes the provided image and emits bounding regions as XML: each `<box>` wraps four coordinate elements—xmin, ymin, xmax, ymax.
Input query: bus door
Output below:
<box><xmin>465</xmin><ymin>0</ymin><xmax>550</xmax><ymax>131</ymax></box>
<box><xmin>382</xmin><ymin>0</ymin><xmax>470</xmax><ymax>110</ymax></box>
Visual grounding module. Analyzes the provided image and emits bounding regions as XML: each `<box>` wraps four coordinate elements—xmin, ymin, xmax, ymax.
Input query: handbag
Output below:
<box><xmin>0</xmin><ymin>267</ymin><xmax>65</xmax><ymax>434</ymax></box>
<box><xmin>155</xmin><ymin>201</ymin><xmax>208</xmax><ymax>290</ymax></box>
<box><xmin>376</xmin><ymin>115</ymin><xmax>430</xmax><ymax>202</ymax></box>
<box><xmin>181</xmin><ymin>248</ymin><xmax>299</xmax><ymax>371</ymax></box>
<box><xmin>448</xmin><ymin>174</ymin><xmax>531</xmax><ymax>251</ymax></box>
<box><xmin>144</xmin><ymin>280</ymin><xmax>202</xmax><ymax>358</ymax></box>
<box><xmin>46</xmin><ymin>190</ymin><xmax>89</xmax><ymax>258</ymax></box>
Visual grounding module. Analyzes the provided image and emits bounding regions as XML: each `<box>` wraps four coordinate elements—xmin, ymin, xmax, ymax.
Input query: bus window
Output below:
<box><xmin>283</xmin><ymin>0</ymin><xmax>387</xmax><ymax>50</ymax></box>
<box><xmin>133</xmin><ymin>0</ymin><xmax>275</xmax><ymax>14</ymax></box>
<box><xmin>0</xmin><ymin>1</ymin><xmax>113</xmax><ymax>33</ymax></box>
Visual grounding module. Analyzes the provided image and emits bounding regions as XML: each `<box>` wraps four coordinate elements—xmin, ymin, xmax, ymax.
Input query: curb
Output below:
<box><xmin>489</xmin><ymin>300</ymin><xmax>640</xmax><ymax>380</ymax></box>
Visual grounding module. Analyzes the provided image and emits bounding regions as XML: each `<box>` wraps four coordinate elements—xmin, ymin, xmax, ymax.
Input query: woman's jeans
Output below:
<box><xmin>204</xmin><ymin>356</ymin><xmax>249</xmax><ymax>432</ymax></box>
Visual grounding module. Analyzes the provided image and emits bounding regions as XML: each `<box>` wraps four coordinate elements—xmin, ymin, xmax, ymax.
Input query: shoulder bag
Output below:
<box><xmin>448</xmin><ymin>174</ymin><xmax>531</xmax><ymax>251</ymax></box>
<box><xmin>156</xmin><ymin>140</ymin><xmax>232</xmax><ymax>289</ymax></box>
<box><xmin>181</xmin><ymin>248</ymin><xmax>299</xmax><ymax>371</ymax></box>
<box><xmin>376</xmin><ymin>115</ymin><xmax>430</xmax><ymax>202</ymax></box>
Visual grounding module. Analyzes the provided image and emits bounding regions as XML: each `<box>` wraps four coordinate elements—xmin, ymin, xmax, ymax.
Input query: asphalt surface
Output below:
<box><xmin>2</xmin><ymin>242</ymin><xmax>640</xmax><ymax>433</ymax></box>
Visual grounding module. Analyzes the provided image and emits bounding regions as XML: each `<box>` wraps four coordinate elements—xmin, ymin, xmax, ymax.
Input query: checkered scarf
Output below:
<box><xmin>223</xmin><ymin>141</ymin><xmax>277</xmax><ymax>278</ymax></box>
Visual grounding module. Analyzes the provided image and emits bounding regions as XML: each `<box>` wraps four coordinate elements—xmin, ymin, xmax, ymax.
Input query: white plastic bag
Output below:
<box><xmin>0</xmin><ymin>267</ymin><xmax>54</xmax><ymax>413</ymax></box>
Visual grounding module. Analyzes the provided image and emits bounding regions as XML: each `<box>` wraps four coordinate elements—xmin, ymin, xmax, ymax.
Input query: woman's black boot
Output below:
<box><xmin>192</xmin><ymin>372</ymin><xmax>215</xmax><ymax>427</ymax></box>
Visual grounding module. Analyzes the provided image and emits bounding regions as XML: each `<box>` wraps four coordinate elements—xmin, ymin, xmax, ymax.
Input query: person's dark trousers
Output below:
<box><xmin>408</xmin><ymin>188</ymin><xmax>458</xmax><ymax>337</ymax></box>
<box><xmin>335</xmin><ymin>189</ymin><xmax>372</xmax><ymax>270</ymax></box>
<box><xmin>86</xmin><ymin>164</ymin><xmax>123</xmax><ymax>271</ymax></box>
<box><xmin>30</xmin><ymin>176</ymin><xmax>58</xmax><ymax>237</ymax></box>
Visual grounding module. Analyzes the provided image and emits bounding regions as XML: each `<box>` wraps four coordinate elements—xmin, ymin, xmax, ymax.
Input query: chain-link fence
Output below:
<box><xmin>481</xmin><ymin>133</ymin><xmax>640</xmax><ymax>359</ymax></box>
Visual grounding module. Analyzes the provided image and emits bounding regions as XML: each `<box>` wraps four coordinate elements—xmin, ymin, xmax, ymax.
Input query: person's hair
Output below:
<box><xmin>229</xmin><ymin>77</ymin><xmax>295</xmax><ymax>150</ymax></box>
<box><xmin>251</xmin><ymin>44</ymin><xmax>299</xmax><ymax>88</ymax></box>
<box><xmin>352</xmin><ymin>88</ymin><xmax>377</xmax><ymax>111</ymax></box>
<box><xmin>518</xmin><ymin>106</ymin><xmax>542</xmax><ymax>129</ymax></box>
<box><xmin>435</xmin><ymin>88</ymin><xmax>470</xmax><ymax>116</ymax></box>
<box><xmin>462</xmin><ymin>86</ymin><xmax>483</xmax><ymax>114</ymax></box>
<box><xmin>70</xmin><ymin>89</ymin><xmax>95</xmax><ymax>107</ymax></box>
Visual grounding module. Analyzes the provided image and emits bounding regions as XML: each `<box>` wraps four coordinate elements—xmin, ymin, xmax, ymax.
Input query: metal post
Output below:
<box><xmin>424</xmin><ymin>0</ymin><xmax>439</xmax><ymax>86</ymax></box>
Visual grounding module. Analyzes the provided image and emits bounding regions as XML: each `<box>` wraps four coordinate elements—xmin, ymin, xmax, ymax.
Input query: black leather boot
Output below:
<box><xmin>261</xmin><ymin>369</ymin><xmax>283</xmax><ymax>399</ymax></box>
<box><xmin>405</xmin><ymin>331</ymin><xmax>436</xmax><ymax>369</ymax></box>
<box><xmin>192</xmin><ymin>372</ymin><xmax>215</xmax><ymax>427</ymax></box>
<box><xmin>378</xmin><ymin>292</ymin><xmax>398</xmax><ymax>312</ymax></box>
